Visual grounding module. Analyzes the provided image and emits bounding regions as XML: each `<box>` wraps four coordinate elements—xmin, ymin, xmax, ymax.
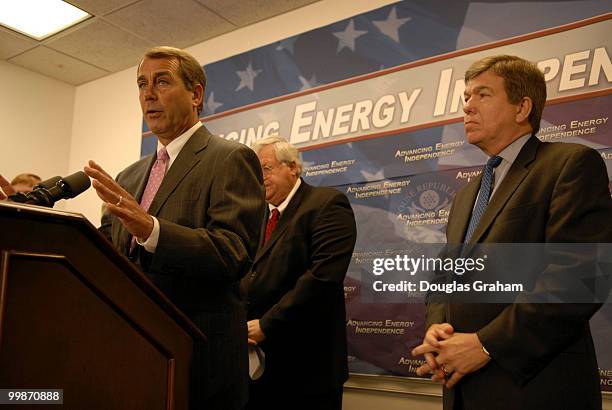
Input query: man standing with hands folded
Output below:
<box><xmin>412</xmin><ymin>55</ymin><xmax>611</xmax><ymax>410</ymax></box>
<box><xmin>84</xmin><ymin>46</ymin><xmax>265</xmax><ymax>409</ymax></box>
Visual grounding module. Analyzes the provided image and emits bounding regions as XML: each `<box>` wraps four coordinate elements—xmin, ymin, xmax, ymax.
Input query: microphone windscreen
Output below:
<box><xmin>61</xmin><ymin>171</ymin><xmax>91</xmax><ymax>198</ymax></box>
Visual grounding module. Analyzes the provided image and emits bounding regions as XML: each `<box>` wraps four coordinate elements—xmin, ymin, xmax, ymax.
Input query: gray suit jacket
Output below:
<box><xmin>102</xmin><ymin>125</ymin><xmax>266</xmax><ymax>409</ymax></box>
<box><xmin>427</xmin><ymin>136</ymin><xmax>611</xmax><ymax>410</ymax></box>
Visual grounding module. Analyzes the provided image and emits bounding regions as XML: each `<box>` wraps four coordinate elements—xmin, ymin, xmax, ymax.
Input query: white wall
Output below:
<box><xmin>64</xmin><ymin>0</ymin><xmax>399</xmax><ymax>225</ymax></box>
<box><xmin>0</xmin><ymin>60</ymin><xmax>75</xmax><ymax>209</ymax></box>
<box><xmin>67</xmin><ymin>65</ymin><xmax>142</xmax><ymax>222</ymax></box>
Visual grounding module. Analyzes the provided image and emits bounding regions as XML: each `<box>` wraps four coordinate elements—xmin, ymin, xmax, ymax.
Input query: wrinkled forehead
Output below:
<box><xmin>137</xmin><ymin>56</ymin><xmax>181</xmax><ymax>78</ymax></box>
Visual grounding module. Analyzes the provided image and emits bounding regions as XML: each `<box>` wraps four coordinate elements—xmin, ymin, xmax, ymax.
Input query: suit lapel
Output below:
<box><xmin>134</xmin><ymin>156</ymin><xmax>156</xmax><ymax>202</ymax></box>
<box><xmin>256</xmin><ymin>208</ymin><xmax>269</xmax><ymax>249</ymax></box>
<box><xmin>148</xmin><ymin>126</ymin><xmax>211</xmax><ymax>217</ymax></box>
<box><xmin>253</xmin><ymin>180</ymin><xmax>309</xmax><ymax>264</ymax></box>
<box><xmin>468</xmin><ymin>136</ymin><xmax>539</xmax><ymax>244</ymax></box>
<box><xmin>447</xmin><ymin>174</ymin><xmax>481</xmax><ymax>244</ymax></box>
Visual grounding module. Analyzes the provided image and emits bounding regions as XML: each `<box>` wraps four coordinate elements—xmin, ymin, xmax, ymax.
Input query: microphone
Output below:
<box><xmin>18</xmin><ymin>171</ymin><xmax>91</xmax><ymax>207</ymax></box>
<box><xmin>7</xmin><ymin>176</ymin><xmax>63</xmax><ymax>203</ymax></box>
<box><xmin>35</xmin><ymin>176</ymin><xmax>62</xmax><ymax>190</ymax></box>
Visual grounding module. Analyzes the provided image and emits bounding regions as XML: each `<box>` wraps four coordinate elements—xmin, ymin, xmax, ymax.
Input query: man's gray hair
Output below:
<box><xmin>252</xmin><ymin>136</ymin><xmax>303</xmax><ymax>176</ymax></box>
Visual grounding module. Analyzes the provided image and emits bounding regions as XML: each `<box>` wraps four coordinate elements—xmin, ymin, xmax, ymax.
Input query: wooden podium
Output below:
<box><xmin>0</xmin><ymin>202</ymin><xmax>206</xmax><ymax>409</ymax></box>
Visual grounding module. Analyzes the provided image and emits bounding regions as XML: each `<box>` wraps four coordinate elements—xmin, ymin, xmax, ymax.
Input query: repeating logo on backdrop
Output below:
<box><xmin>397</xmin><ymin>181</ymin><xmax>455</xmax><ymax>243</ymax></box>
<box><xmin>418</xmin><ymin>189</ymin><xmax>441</xmax><ymax>210</ymax></box>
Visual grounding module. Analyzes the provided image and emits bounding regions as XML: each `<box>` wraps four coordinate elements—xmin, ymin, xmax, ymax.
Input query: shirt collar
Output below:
<box><xmin>496</xmin><ymin>133</ymin><xmax>531</xmax><ymax>165</ymax></box>
<box><xmin>269</xmin><ymin>178</ymin><xmax>302</xmax><ymax>214</ymax></box>
<box><xmin>156</xmin><ymin>121</ymin><xmax>202</xmax><ymax>168</ymax></box>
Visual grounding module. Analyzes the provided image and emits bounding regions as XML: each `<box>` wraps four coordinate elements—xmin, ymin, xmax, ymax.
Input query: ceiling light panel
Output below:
<box><xmin>0</xmin><ymin>0</ymin><xmax>90</xmax><ymax>41</ymax></box>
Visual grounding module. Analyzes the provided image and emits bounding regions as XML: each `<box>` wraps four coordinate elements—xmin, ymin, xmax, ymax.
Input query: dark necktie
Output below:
<box><xmin>464</xmin><ymin>155</ymin><xmax>503</xmax><ymax>243</ymax></box>
<box><xmin>264</xmin><ymin>209</ymin><xmax>280</xmax><ymax>243</ymax></box>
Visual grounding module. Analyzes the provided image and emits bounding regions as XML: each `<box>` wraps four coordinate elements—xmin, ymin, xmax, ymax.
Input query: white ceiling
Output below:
<box><xmin>0</xmin><ymin>0</ymin><xmax>320</xmax><ymax>85</ymax></box>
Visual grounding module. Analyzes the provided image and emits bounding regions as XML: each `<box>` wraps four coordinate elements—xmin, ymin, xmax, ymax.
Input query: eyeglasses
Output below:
<box><xmin>261</xmin><ymin>162</ymin><xmax>290</xmax><ymax>175</ymax></box>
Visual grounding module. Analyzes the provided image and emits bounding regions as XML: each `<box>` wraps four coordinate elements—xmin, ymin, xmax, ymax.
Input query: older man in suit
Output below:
<box><xmin>241</xmin><ymin>136</ymin><xmax>357</xmax><ymax>410</ymax></box>
<box><xmin>85</xmin><ymin>46</ymin><xmax>265</xmax><ymax>409</ymax></box>
<box><xmin>412</xmin><ymin>55</ymin><xmax>611</xmax><ymax>409</ymax></box>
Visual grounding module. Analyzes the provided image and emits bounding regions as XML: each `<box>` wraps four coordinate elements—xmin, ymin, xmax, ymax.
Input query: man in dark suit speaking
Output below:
<box><xmin>241</xmin><ymin>136</ymin><xmax>357</xmax><ymax>410</ymax></box>
<box><xmin>412</xmin><ymin>55</ymin><xmax>611</xmax><ymax>409</ymax></box>
<box><xmin>84</xmin><ymin>46</ymin><xmax>265</xmax><ymax>409</ymax></box>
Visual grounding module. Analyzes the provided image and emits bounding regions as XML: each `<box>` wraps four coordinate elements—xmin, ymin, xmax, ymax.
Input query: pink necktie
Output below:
<box><xmin>130</xmin><ymin>147</ymin><xmax>169</xmax><ymax>252</ymax></box>
<box><xmin>140</xmin><ymin>147</ymin><xmax>170</xmax><ymax>212</ymax></box>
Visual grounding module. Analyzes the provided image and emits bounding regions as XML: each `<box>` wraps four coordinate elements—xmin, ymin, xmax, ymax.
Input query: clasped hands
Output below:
<box><xmin>83</xmin><ymin>160</ymin><xmax>154</xmax><ymax>241</ymax></box>
<box><xmin>411</xmin><ymin>323</ymin><xmax>491</xmax><ymax>388</ymax></box>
